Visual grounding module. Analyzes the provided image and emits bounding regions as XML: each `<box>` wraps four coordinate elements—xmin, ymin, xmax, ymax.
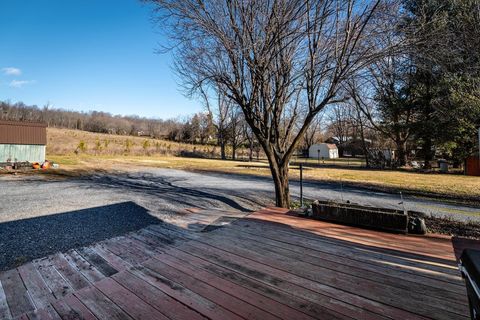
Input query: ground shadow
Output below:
<box><xmin>76</xmin><ymin>173</ymin><xmax>262</xmax><ymax>212</ymax></box>
<box><xmin>0</xmin><ymin>201</ymin><xmax>161</xmax><ymax>270</ymax></box>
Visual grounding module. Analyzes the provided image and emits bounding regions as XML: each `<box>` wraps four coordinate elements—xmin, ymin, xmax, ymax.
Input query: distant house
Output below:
<box><xmin>0</xmin><ymin>120</ymin><xmax>47</xmax><ymax>163</ymax></box>
<box><xmin>308</xmin><ymin>143</ymin><xmax>339</xmax><ymax>159</ymax></box>
<box><xmin>325</xmin><ymin>136</ymin><xmax>372</xmax><ymax>157</ymax></box>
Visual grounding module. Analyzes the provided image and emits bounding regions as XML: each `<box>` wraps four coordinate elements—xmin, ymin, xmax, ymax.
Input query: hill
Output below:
<box><xmin>47</xmin><ymin>128</ymin><xmax>220</xmax><ymax>158</ymax></box>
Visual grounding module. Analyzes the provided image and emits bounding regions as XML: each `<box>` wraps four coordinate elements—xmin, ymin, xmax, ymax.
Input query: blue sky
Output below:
<box><xmin>0</xmin><ymin>0</ymin><xmax>200</xmax><ymax>119</ymax></box>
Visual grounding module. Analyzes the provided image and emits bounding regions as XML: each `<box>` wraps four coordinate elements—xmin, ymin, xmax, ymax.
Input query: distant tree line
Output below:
<box><xmin>0</xmin><ymin>100</ymin><xmax>260</xmax><ymax>160</ymax></box>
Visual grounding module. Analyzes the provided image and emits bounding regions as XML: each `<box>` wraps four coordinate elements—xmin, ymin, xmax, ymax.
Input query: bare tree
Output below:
<box><xmin>197</xmin><ymin>84</ymin><xmax>233</xmax><ymax>159</ymax></box>
<box><xmin>348</xmin><ymin>56</ymin><xmax>417</xmax><ymax>167</ymax></box>
<box><xmin>301</xmin><ymin>112</ymin><xmax>324</xmax><ymax>152</ymax></box>
<box><xmin>326</xmin><ymin>105</ymin><xmax>355</xmax><ymax>145</ymax></box>
<box><xmin>149</xmin><ymin>0</ymin><xmax>395</xmax><ymax>207</ymax></box>
<box><xmin>228</xmin><ymin>108</ymin><xmax>246</xmax><ymax>160</ymax></box>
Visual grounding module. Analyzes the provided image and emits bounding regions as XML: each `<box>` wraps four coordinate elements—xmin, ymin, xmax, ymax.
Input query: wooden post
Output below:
<box><xmin>300</xmin><ymin>164</ymin><xmax>303</xmax><ymax>208</ymax></box>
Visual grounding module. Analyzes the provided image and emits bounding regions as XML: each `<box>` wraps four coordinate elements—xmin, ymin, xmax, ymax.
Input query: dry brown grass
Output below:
<box><xmin>43</xmin><ymin>128</ymin><xmax>480</xmax><ymax>201</ymax></box>
<box><xmin>44</xmin><ymin>153</ymin><xmax>480</xmax><ymax>201</ymax></box>
<box><xmin>47</xmin><ymin>127</ymin><xmax>222</xmax><ymax>158</ymax></box>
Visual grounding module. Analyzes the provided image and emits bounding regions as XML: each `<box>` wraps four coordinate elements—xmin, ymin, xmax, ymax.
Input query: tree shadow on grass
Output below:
<box><xmin>0</xmin><ymin>201</ymin><xmax>161</xmax><ymax>271</ymax></box>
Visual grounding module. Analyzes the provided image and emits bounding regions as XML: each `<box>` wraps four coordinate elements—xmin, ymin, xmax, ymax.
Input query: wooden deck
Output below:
<box><xmin>0</xmin><ymin>207</ymin><xmax>469</xmax><ymax>320</ymax></box>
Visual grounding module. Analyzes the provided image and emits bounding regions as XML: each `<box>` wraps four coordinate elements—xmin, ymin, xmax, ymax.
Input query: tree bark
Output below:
<box><xmin>265</xmin><ymin>151</ymin><xmax>290</xmax><ymax>208</ymax></box>
<box><xmin>271</xmin><ymin>164</ymin><xmax>290</xmax><ymax>208</ymax></box>
<box><xmin>423</xmin><ymin>137</ymin><xmax>434</xmax><ymax>169</ymax></box>
<box><xmin>396</xmin><ymin>139</ymin><xmax>408</xmax><ymax>167</ymax></box>
<box><xmin>219</xmin><ymin>132</ymin><xmax>226</xmax><ymax>160</ymax></box>
<box><xmin>248</xmin><ymin>139</ymin><xmax>253</xmax><ymax>162</ymax></box>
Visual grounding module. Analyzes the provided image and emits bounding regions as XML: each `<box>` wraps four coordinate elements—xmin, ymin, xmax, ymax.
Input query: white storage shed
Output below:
<box><xmin>308</xmin><ymin>143</ymin><xmax>339</xmax><ymax>159</ymax></box>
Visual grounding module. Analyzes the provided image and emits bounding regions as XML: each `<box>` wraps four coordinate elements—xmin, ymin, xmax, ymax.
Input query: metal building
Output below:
<box><xmin>0</xmin><ymin>120</ymin><xmax>47</xmax><ymax>163</ymax></box>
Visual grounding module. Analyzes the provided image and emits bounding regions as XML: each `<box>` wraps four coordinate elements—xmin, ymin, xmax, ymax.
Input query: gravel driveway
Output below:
<box><xmin>1</xmin><ymin>168</ymin><xmax>479</xmax><ymax>270</ymax></box>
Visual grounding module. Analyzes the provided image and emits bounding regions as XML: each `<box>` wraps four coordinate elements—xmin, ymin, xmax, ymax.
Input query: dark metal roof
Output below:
<box><xmin>0</xmin><ymin>120</ymin><xmax>47</xmax><ymax>145</ymax></box>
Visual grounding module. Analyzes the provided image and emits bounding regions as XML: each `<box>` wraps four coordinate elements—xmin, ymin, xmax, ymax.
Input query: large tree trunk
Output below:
<box><xmin>265</xmin><ymin>153</ymin><xmax>290</xmax><ymax>208</ymax></box>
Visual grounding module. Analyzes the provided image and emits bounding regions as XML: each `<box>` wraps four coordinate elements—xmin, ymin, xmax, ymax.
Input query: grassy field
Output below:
<box><xmin>47</xmin><ymin>127</ymin><xmax>224</xmax><ymax>158</ymax></box>
<box><xmin>46</xmin><ymin>152</ymin><xmax>480</xmax><ymax>201</ymax></box>
<box><xmin>2</xmin><ymin>128</ymin><xmax>472</xmax><ymax>201</ymax></box>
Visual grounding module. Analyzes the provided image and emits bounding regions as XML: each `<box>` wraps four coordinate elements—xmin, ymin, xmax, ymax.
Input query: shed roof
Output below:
<box><xmin>0</xmin><ymin>120</ymin><xmax>47</xmax><ymax>145</ymax></box>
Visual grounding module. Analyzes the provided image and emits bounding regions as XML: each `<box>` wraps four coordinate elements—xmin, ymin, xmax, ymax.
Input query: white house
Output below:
<box><xmin>309</xmin><ymin>143</ymin><xmax>339</xmax><ymax>159</ymax></box>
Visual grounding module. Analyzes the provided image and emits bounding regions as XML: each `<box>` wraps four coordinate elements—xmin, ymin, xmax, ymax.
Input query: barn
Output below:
<box><xmin>0</xmin><ymin>120</ymin><xmax>47</xmax><ymax>163</ymax></box>
<box><xmin>308</xmin><ymin>143</ymin><xmax>339</xmax><ymax>159</ymax></box>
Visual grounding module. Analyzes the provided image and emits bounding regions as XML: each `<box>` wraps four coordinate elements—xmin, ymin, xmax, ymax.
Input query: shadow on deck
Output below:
<box><xmin>0</xmin><ymin>206</ymin><xmax>470</xmax><ymax>320</ymax></box>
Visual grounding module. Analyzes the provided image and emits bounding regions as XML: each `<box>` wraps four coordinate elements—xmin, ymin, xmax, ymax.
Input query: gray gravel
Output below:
<box><xmin>0</xmin><ymin>168</ymin><xmax>479</xmax><ymax>270</ymax></box>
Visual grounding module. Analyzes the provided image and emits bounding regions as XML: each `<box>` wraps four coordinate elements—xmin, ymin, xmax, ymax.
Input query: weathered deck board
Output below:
<box><xmin>73</xmin><ymin>285</ymin><xmax>133</xmax><ymax>320</ymax></box>
<box><xmin>17</xmin><ymin>263</ymin><xmax>55</xmax><ymax>310</ymax></box>
<box><xmin>94</xmin><ymin>277</ymin><xmax>170</xmax><ymax>320</ymax></box>
<box><xmin>0</xmin><ymin>269</ymin><xmax>34</xmax><ymax>317</ymax></box>
<box><xmin>2</xmin><ymin>207</ymin><xmax>469</xmax><ymax>320</ymax></box>
<box><xmin>230</xmin><ymin>217</ymin><xmax>464</xmax><ymax>290</ymax></box>
<box><xmin>142</xmin><ymin>257</ymin><xmax>283</xmax><ymax>320</ymax></box>
<box><xmin>223</xmin><ymin>221</ymin><xmax>465</xmax><ymax>295</ymax></box>
<box><xmin>47</xmin><ymin>253</ymin><xmax>90</xmax><ymax>291</ymax></box>
<box><xmin>51</xmin><ymin>293</ymin><xmax>98</xmax><ymax>320</ymax></box>
<box><xmin>34</xmin><ymin>258</ymin><xmax>74</xmax><ymax>299</ymax></box>
<box><xmin>111</xmin><ymin>270</ymin><xmax>207</xmax><ymax>320</ymax></box>
<box><xmin>185</xmin><ymin>231</ymin><xmax>464</xmax><ymax>319</ymax></box>
<box><xmin>128</xmin><ymin>266</ymin><xmax>244</xmax><ymax>320</ymax></box>
<box><xmin>0</xmin><ymin>280</ymin><xmax>12</xmax><ymax>319</ymax></box>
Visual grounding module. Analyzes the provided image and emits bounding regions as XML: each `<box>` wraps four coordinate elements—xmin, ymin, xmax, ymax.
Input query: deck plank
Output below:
<box><xmin>77</xmin><ymin>247</ymin><xmax>118</xmax><ymax>277</ymax></box>
<box><xmin>0</xmin><ymin>279</ymin><xmax>13</xmax><ymax>320</ymax></box>
<box><xmin>94</xmin><ymin>277</ymin><xmax>170</xmax><ymax>320</ymax></box>
<box><xmin>128</xmin><ymin>266</ymin><xmax>244</xmax><ymax>320</ymax></box>
<box><xmin>25</xmin><ymin>305</ymin><xmax>61</xmax><ymax>320</ymax></box>
<box><xmin>0</xmin><ymin>269</ymin><xmax>34</xmax><ymax>317</ymax></box>
<box><xmin>74</xmin><ymin>285</ymin><xmax>133</xmax><ymax>320</ymax></box>
<box><xmin>156</xmin><ymin>251</ymin><xmax>322</xmax><ymax>320</ymax></box>
<box><xmin>34</xmin><ymin>257</ymin><xmax>74</xmax><ymax>299</ymax></box>
<box><xmin>143</xmin><ymin>257</ymin><xmax>284</xmax><ymax>320</ymax></box>
<box><xmin>164</xmin><ymin>246</ymin><xmax>357</xmax><ymax>320</ymax></box>
<box><xmin>17</xmin><ymin>262</ymin><xmax>55</xmax><ymax>310</ymax></box>
<box><xmin>232</xmin><ymin>217</ymin><xmax>461</xmax><ymax>281</ymax></box>
<box><xmin>178</xmin><ymin>239</ymin><xmax>438</xmax><ymax>320</ymax></box>
<box><xmin>1</xmin><ymin>207</ymin><xmax>470</xmax><ymax>320</ymax></box>
<box><xmin>170</xmin><ymin>245</ymin><xmax>391</xmax><ymax>320</ymax></box>
<box><xmin>64</xmin><ymin>250</ymin><xmax>105</xmax><ymax>283</ymax></box>
<box><xmin>230</xmin><ymin>218</ymin><xmax>464</xmax><ymax>290</ymax></box>
<box><xmin>209</xmin><ymin>224</ymin><xmax>466</xmax><ymax>302</ymax></box>
<box><xmin>112</xmin><ymin>270</ymin><xmax>207</xmax><ymax>320</ymax></box>
<box><xmin>92</xmin><ymin>244</ymin><xmax>133</xmax><ymax>271</ymax></box>
<box><xmin>52</xmin><ymin>293</ymin><xmax>98</xmax><ymax>320</ymax></box>
<box><xmin>194</xmin><ymin>229</ymin><xmax>466</xmax><ymax>318</ymax></box>
<box><xmin>250</xmin><ymin>208</ymin><xmax>455</xmax><ymax>260</ymax></box>
<box><xmin>47</xmin><ymin>253</ymin><xmax>90</xmax><ymax>291</ymax></box>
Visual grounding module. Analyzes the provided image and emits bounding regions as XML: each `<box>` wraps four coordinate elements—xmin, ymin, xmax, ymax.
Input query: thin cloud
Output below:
<box><xmin>9</xmin><ymin>80</ymin><xmax>35</xmax><ymax>88</ymax></box>
<box><xmin>2</xmin><ymin>67</ymin><xmax>22</xmax><ymax>76</ymax></box>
